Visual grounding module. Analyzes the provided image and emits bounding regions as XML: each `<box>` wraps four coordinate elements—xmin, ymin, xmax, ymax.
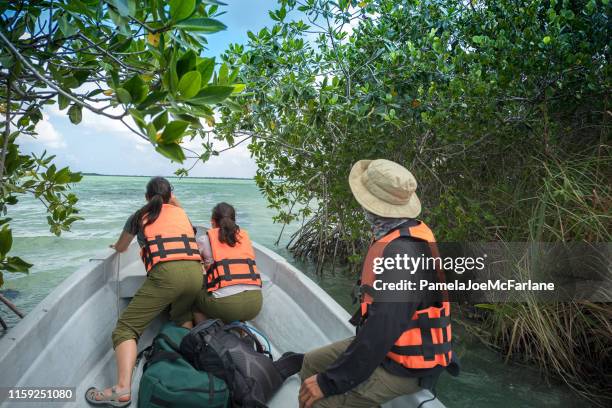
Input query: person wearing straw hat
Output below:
<box><xmin>298</xmin><ymin>159</ymin><xmax>458</xmax><ymax>408</ymax></box>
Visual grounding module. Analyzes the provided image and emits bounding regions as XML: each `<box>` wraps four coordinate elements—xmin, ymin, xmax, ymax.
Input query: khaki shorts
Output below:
<box><xmin>300</xmin><ymin>337</ymin><xmax>421</xmax><ymax>407</ymax></box>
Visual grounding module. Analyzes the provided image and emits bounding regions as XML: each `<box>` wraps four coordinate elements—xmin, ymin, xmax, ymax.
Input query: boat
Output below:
<box><xmin>0</xmin><ymin>238</ymin><xmax>445</xmax><ymax>408</ymax></box>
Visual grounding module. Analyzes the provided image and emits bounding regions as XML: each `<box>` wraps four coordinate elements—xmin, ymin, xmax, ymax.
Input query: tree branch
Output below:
<box><xmin>77</xmin><ymin>33</ymin><xmax>144</xmax><ymax>73</ymax></box>
<box><xmin>0</xmin><ymin>75</ymin><xmax>11</xmax><ymax>184</ymax></box>
<box><xmin>0</xmin><ymin>30</ymin><xmax>125</xmax><ymax>120</ymax></box>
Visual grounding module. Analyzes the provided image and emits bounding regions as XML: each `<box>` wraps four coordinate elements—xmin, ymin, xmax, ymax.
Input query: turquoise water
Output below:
<box><xmin>1</xmin><ymin>176</ymin><xmax>586</xmax><ymax>407</ymax></box>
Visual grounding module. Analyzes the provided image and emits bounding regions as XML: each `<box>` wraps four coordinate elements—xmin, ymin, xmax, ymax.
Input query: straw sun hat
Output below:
<box><xmin>348</xmin><ymin>159</ymin><xmax>421</xmax><ymax>218</ymax></box>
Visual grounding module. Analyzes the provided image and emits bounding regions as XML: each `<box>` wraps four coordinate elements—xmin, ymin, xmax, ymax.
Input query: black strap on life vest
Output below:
<box><xmin>441</xmin><ymin>308</ymin><xmax>450</xmax><ymax>365</ymax></box>
<box><xmin>207</xmin><ymin>258</ymin><xmax>260</xmax><ymax>288</ymax></box>
<box><xmin>358</xmin><ymin>283</ymin><xmax>377</xmax><ymax>301</ymax></box>
<box><xmin>142</xmin><ymin>234</ymin><xmax>198</xmax><ymax>269</ymax></box>
<box><xmin>390</xmin><ymin>310</ymin><xmax>451</xmax><ymax>361</ymax></box>
<box><xmin>403</xmin><ymin>314</ymin><xmax>451</xmax><ymax>330</ymax></box>
<box><xmin>349</xmin><ymin>307</ymin><xmax>362</xmax><ymax>327</ymax></box>
<box><xmin>390</xmin><ymin>341</ymin><xmax>452</xmax><ymax>358</ymax></box>
<box><xmin>399</xmin><ymin>227</ymin><xmax>412</xmax><ymax>238</ymax></box>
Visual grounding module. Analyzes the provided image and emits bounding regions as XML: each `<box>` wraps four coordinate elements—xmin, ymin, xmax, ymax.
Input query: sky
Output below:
<box><xmin>17</xmin><ymin>1</ymin><xmax>281</xmax><ymax>178</ymax></box>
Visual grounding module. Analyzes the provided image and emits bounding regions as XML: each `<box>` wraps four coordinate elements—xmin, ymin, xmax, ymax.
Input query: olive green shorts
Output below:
<box><xmin>194</xmin><ymin>289</ymin><xmax>263</xmax><ymax>323</ymax></box>
<box><xmin>111</xmin><ymin>260</ymin><xmax>203</xmax><ymax>348</ymax></box>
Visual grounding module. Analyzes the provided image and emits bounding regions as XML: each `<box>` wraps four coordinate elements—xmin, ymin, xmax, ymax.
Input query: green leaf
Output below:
<box><xmin>175</xmin><ymin>18</ymin><xmax>227</xmax><ymax>33</ymax></box>
<box><xmin>116</xmin><ymin>87</ymin><xmax>132</xmax><ymax>104</ymax></box>
<box><xmin>223</xmin><ymin>99</ymin><xmax>244</xmax><ymax>112</ymax></box>
<box><xmin>59</xmin><ymin>14</ymin><xmax>77</xmax><ymax>37</ymax></box>
<box><xmin>87</xmin><ymin>89</ymin><xmax>104</xmax><ymax>97</ymax></box>
<box><xmin>0</xmin><ymin>55</ymin><xmax>14</xmax><ymax>69</ymax></box>
<box><xmin>109</xmin><ymin>0</ymin><xmax>130</xmax><ymax>17</ymax></box>
<box><xmin>178</xmin><ymin>71</ymin><xmax>202</xmax><ymax>99</ymax></box>
<box><xmin>152</xmin><ymin>111</ymin><xmax>168</xmax><ymax>130</ymax></box>
<box><xmin>58</xmin><ymin>93</ymin><xmax>70</xmax><ymax>110</ymax></box>
<box><xmin>189</xmin><ymin>85</ymin><xmax>234</xmax><ymax>105</ymax></box>
<box><xmin>67</xmin><ymin>104</ymin><xmax>82</xmax><ymax>124</ymax></box>
<box><xmin>146</xmin><ymin>123</ymin><xmax>158</xmax><ymax>143</ymax></box>
<box><xmin>5</xmin><ymin>256</ymin><xmax>33</xmax><ymax>273</ymax></box>
<box><xmin>176</xmin><ymin>50</ymin><xmax>197</xmax><ymax>78</ymax></box>
<box><xmin>161</xmin><ymin>120</ymin><xmax>190</xmax><ymax>143</ymax></box>
<box><xmin>229</xmin><ymin>68</ymin><xmax>239</xmax><ymax>83</ymax></box>
<box><xmin>62</xmin><ymin>75</ymin><xmax>79</xmax><ymax>89</ymax></box>
<box><xmin>156</xmin><ymin>143</ymin><xmax>186</xmax><ymax>163</ymax></box>
<box><xmin>170</xmin><ymin>0</ymin><xmax>195</xmax><ymax>21</ymax></box>
<box><xmin>137</xmin><ymin>91</ymin><xmax>168</xmax><ymax>110</ymax></box>
<box><xmin>70</xmin><ymin>172</ymin><xmax>83</xmax><ymax>183</ymax></box>
<box><xmin>108</xmin><ymin>7</ymin><xmax>130</xmax><ymax>34</ymax></box>
<box><xmin>122</xmin><ymin>75</ymin><xmax>147</xmax><ymax>103</ymax></box>
<box><xmin>54</xmin><ymin>167</ymin><xmax>72</xmax><ymax>184</ymax></box>
<box><xmin>218</xmin><ymin>62</ymin><xmax>229</xmax><ymax>84</ymax></box>
<box><xmin>56</xmin><ymin>0</ymin><xmax>95</xmax><ymax>18</ymax></box>
<box><xmin>127</xmin><ymin>0</ymin><xmax>137</xmax><ymax>15</ymax></box>
<box><xmin>223</xmin><ymin>99</ymin><xmax>243</xmax><ymax>112</ymax></box>
<box><xmin>169</xmin><ymin>50</ymin><xmax>179</xmax><ymax>93</ymax></box>
<box><xmin>197</xmin><ymin>58</ymin><xmax>215</xmax><ymax>84</ymax></box>
<box><xmin>232</xmin><ymin>84</ymin><xmax>246</xmax><ymax>93</ymax></box>
<box><xmin>0</xmin><ymin>226</ymin><xmax>12</xmax><ymax>256</ymax></box>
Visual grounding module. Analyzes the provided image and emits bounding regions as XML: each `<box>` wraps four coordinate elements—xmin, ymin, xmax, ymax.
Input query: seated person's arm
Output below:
<box><xmin>317</xmin><ymin>301</ymin><xmax>418</xmax><ymax>396</ymax></box>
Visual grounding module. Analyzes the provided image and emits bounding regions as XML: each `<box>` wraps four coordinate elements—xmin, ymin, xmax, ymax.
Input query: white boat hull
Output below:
<box><xmin>0</xmin><ymin>241</ymin><xmax>444</xmax><ymax>408</ymax></box>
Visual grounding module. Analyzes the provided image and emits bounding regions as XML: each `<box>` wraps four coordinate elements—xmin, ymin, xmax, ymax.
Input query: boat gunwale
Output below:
<box><xmin>0</xmin><ymin>247</ymin><xmax>116</xmax><ymax>387</ymax></box>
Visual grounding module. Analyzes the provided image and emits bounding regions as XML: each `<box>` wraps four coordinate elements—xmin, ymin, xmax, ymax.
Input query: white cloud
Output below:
<box><xmin>22</xmin><ymin>114</ymin><xmax>66</xmax><ymax>149</ymax></box>
<box><xmin>36</xmin><ymin>100</ymin><xmax>257</xmax><ymax>178</ymax></box>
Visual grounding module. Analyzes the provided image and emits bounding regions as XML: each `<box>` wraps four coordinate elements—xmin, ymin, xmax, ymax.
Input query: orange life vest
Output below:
<box><xmin>359</xmin><ymin>221</ymin><xmax>452</xmax><ymax>370</ymax></box>
<box><xmin>140</xmin><ymin>204</ymin><xmax>201</xmax><ymax>272</ymax></box>
<box><xmin>206</xmin><ymin>228</ymin><xmax>262</xmax><ymax>292</ymax></box>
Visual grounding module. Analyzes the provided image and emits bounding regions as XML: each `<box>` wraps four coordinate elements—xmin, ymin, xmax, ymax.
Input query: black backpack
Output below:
<box><xmin>179</xmin><ymin>319</ymin><xmax>303</xmax><ymax>408</ymax></box>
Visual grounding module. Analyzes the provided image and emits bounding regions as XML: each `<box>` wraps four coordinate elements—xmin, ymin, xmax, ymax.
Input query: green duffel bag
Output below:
<box><xmin>138</xmin><ymin>323</ymin><xmax>230</xmax><ymax>408</ymax></box>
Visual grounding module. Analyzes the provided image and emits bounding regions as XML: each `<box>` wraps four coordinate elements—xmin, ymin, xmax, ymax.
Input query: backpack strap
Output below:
<box><xmin>143</xmin><ymin>350</ymin><xmax>182</xmax><ymax>371</ymax></box>
<box><xmin>224</xmin><ymin>322</ymin><xmax>272</xmax><ymax>358</ymax></box>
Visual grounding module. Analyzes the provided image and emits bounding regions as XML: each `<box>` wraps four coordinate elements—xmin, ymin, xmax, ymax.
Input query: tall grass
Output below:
<box><xmin>476</xmin><ymin>153</ymin><xmax>611</xmax><ymax>406</ymax></box>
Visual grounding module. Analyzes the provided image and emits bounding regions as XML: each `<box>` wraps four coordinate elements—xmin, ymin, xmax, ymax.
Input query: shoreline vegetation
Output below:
<box><xmin>216</xmin><ymin>1</ymin><xmax>610</xmax><ymax>406</ymax></box>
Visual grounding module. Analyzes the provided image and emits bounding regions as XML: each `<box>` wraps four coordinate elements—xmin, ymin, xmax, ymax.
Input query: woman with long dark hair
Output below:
<box><xmin>86</xmin><ymin>177</ymin><xmax>203</xmax><ymax>407</ymax></box>
<box><xmin>193</xmin><ymin>202</ymin><xmax>263</xmax><ymax>323</ymax></box>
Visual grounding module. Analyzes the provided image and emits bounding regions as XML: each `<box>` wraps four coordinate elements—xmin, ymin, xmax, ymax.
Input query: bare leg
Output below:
<box><xmin>95</xmin><ymin>339</ymin><xmax>136</xmax><ymax>401</ymax></box>
<box><xmin>193</xmin><ymin>310</ymin><xmax>207</xmax><ymax>325</ymax></box>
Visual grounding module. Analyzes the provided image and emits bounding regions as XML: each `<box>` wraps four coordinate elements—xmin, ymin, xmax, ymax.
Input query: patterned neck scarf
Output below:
<box><xmin>363</xmin><ymin>210</ymin><xmax>409</xmax><ymax>240</ymax></box>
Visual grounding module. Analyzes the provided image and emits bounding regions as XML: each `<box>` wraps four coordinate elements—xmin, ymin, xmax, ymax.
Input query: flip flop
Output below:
<box><xmin>85</xmin><ymin>386</ymin><xmax>131</xmax><ymax>407</ymax></box>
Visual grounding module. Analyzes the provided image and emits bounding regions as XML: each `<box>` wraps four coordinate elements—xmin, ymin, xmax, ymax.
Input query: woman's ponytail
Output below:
<box><xmin>212</xmin><ymin>202</ymin><xmax>240</xmax><ymax>246</ymax></box>
<box><xmin>129</xmin><ymin>177</ymin><xmax>172</xmax><ymax>233</ymax></box>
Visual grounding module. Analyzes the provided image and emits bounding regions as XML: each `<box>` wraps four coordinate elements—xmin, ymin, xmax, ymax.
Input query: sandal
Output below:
<box><xmin>85</xmin><ymin>386</ymin><xmax>131</xmax><ymax>407</ymax></box>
